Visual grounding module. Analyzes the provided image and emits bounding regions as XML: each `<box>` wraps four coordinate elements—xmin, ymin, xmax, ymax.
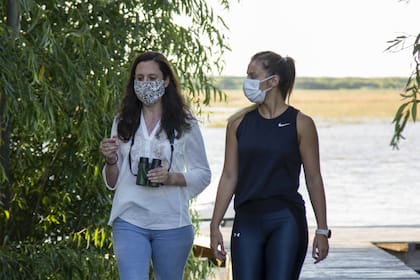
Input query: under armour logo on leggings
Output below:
<box><xmin>233</xmin><ymin>232</ymin><xmax>241</xmax><ymax>238</ymax></box>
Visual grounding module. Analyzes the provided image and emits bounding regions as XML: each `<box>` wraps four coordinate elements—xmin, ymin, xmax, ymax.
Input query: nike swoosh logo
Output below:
<box><xmin>278</xmin><ymin>122</ymin><xmax>291</xmax><ymax>127</ymax></box>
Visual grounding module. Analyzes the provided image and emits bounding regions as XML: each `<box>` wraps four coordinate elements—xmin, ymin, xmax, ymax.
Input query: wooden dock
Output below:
<box><xmin>300</xmin><ymin>247</ymin><xmax>420</xmax><ymax>279</ymax></box>
<box><xmin>197</xmin><ymin>225</ymin><xmax>420</xmax><ymax>279</ymax></box>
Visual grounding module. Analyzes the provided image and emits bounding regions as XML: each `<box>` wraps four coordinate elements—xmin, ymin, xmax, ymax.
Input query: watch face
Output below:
<box><xmin>327</xmin><ymin>230</ymin><xmax>331</xmax><ymax>238</ymax></box>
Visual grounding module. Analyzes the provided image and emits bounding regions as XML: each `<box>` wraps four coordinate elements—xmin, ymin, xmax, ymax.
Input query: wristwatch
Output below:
<box><xmin>315</xmin><ymin>228</ymin><xmax>331</xmax><ymax>238</ymax></box>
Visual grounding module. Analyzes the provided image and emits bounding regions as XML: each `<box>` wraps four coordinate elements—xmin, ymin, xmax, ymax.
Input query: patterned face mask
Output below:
<box><xmin>134</xmin><ymin>80</ymin><xmax>165</xmax><ymax>105</ymax></box>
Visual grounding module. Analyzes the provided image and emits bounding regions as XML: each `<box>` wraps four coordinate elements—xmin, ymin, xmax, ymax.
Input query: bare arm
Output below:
<box><xmin>297</xmin><ymin>112</ymin><xmax>329</xmax><ymax>263</ymax></box>
<box><xmin>210</xmin><ymin>118</ymin><xmax>240</xmax><ymax>261</ymax></box>
<box><xmin>100</xmin><ymin>136</ymin><xmax>120</xmax><ymax>188</ymax></box>
<box><xmin>104</xmin><ymin>160</ymin><xmax>119</xmax><ymax>187</ymax></box>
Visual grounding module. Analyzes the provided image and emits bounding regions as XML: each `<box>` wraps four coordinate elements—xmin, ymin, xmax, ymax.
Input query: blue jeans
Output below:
<box><xmin>112</xmin><ymin>218</ymin><xmax>194</xmax><ymax>280</ymax></box>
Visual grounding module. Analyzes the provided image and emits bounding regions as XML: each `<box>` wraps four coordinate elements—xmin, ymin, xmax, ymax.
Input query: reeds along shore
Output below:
<box><xmin>196</xmin><ymin>89</ymin><xmax>414</xmax><ymax>128</ymax></box>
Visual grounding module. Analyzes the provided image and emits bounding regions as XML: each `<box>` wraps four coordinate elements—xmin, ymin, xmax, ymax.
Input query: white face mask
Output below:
<box><xmin>242</xmin><ymin>75</ymin><xmax>274</xmax><ymax>104</ymax></box>
<box><xmin>134</xmin><ymin>80</ymin><xmax>165</xmax><ymax>105</ymax></box>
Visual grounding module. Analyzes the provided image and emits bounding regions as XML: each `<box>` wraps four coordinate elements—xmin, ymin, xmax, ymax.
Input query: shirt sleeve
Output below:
<box><xmin>102</xmin><ymin>116</ymin><xmax>122</xmax><ymax>191</ymax></box>
<box><xmin>183</xmin><ymin>121</ymin><xmax>212</xmax><ymax>199</ymax></box>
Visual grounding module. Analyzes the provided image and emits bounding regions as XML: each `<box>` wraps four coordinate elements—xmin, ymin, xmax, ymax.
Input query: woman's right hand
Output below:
<box><xmin>210</xmin><ymin>227</ymin><xmax>226</xmax><ymax>262</ymax></box>
<box><xmin>100</xmin><ymin>136</ymin><xmax>118</xmax><ymax>163</ymax></box>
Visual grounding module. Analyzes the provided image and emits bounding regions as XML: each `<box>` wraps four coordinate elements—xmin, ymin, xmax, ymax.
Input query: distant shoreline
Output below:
<box><xmin>213</xmin><ymin>76</ymin><xmax>407</xmax><ymax>91</ymax></box>
<box><xmin>196</xmin><ymin>88</ymin><xmax>411</xmax><ymax>128</ymax></box>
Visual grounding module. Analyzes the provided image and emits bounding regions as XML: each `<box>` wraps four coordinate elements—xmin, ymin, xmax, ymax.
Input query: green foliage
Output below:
<box><xmin>0</xmin><ymin>240</ymin><xmax>118</xmax><ymax>280</ymax></box>
<box><xmin>187</xmin><ymin>207</ymin><xmax>217</xmax><ymax>279</ymax></box>
<box><xmin>386</xmin><ymin>33</ymin><xmax>420</xmax><ymax>148</ymax></box>
<box><xmin>0</xmin><ymin>226</ymin><xmax>214</xmax><ymax>280</ymax></box>
<box><xmin>184</xmin><ymin>251</ymin><xmax>216</xmax><ymax>280</ymax></box>
<box><xmin>0</xmin><ymin>0</ymin><xmax>230</xmax><ymax>278</ymax></box>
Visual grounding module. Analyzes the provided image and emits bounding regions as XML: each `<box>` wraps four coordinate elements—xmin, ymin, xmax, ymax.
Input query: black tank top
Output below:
<box><xmin>234</xmin><ymin>106</ymin><xmax>305</xmax><ymax>212</ymax></box>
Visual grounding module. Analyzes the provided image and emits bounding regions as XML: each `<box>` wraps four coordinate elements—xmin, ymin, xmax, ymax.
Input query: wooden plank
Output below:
<box><xmin>193</xmin><ymin>236</ymin><xmax>214</xmax><ymax>258</ymax></box>
<box><xmin>375</xmin><ymin>242</ymin><xmax>409</xmax><ymax>252</ymax></box>
<box><xmin>209</xmin><ymin>247</ymin><xmax>420</xmax><ymax>280</ymax></box>
<box><xmin>204</xmin><ymin>226</ymin><xmax>420</xmax><ymax>279</ymax></box>
<box><xmin>193</xmin><ymin>235</ymin><xmax>225</xmax><ymax>267</ymax></box>
<box><xmin>300</xmin><ymin>248</ymin><xmax>420</xmax><ymax>279</ymax></box>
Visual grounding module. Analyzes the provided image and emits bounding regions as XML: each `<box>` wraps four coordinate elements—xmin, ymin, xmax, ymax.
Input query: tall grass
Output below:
<box><xmin>196</xmin><ymin>89</ymin><xmax>409</xmax><ymax>127</ymax></box>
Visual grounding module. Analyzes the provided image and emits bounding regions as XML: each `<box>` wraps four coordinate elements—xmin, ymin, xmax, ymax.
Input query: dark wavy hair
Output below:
<box><xmin>117</xmin><ymin>51</ymin><xmax>192</xmax><ymax>142</ymax></box>
<box><xmin>251</xmin><ymin>51</ymin><xmax>296</xmax><ymax>101</ymax></box>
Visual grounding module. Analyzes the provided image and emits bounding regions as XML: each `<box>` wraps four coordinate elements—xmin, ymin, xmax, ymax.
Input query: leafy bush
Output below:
<box><xmin>0</xmin><ymin>240</ymin><xmax>118</xmax><ymax>280</ymax></box>
<box><xmin>1</xmin><ymin>0</ymin><xmax>228</xmax><ymax>279</ymax></box>
<box><xmin>0</xmin><ymin>221</ymin><xmax>215</xmax><ymax>280</ymax></box>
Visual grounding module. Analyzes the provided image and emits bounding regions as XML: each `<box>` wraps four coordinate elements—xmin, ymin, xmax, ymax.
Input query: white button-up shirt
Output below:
<box><xmin>103</xmin><ymin>112</ymin><xmax>211</xmax><ymax>230</ymax></box>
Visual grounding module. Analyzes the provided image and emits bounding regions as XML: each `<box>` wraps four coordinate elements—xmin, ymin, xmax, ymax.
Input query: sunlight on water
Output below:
<box><xmin>193</xmin><ymin>120</ymin><xmax>420</xmax><ymax>227</ymax></box>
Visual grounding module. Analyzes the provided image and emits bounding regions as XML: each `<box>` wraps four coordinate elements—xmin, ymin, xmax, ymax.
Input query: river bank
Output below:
<box><xmin>195</xmin><ymin>88</ymin><xmax>411</xmax><ymax>128</ymax></box>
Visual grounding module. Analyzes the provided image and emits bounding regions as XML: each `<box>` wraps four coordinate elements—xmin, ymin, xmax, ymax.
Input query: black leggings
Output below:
<box><xmin>230</xmin><ymin>208</ymin><xmax>308</xmax><ymax>280</ymax></box>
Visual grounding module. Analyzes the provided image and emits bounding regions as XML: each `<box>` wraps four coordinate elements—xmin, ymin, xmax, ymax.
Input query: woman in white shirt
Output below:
<box><xmin>99</xmin><ymin>51</ymin><xmax>211</xmax><ymax>280</ymax></box>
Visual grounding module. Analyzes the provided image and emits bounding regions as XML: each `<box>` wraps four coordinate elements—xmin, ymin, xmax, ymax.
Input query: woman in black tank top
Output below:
<box><xmin>210</xmin><ymin>51</ymin><xmax>330</xmax><ymax>279</ymax></box>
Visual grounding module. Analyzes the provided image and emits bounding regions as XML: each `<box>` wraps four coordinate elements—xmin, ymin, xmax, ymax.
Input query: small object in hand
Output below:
<box><xmin>148</xmin><ymin>158</ymin><xmax>162</xmax><ymax>187</ymax></box>
<box><xmin>136</xmin><ymin>157</ymin><xmax>150</xmax><ymax>186</ymax></box>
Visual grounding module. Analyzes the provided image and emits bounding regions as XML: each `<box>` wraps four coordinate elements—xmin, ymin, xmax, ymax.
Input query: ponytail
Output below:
<box><xmin>281</xmin><ymin>56</ymin><xmax>296</xmax><ymax>102</ymax></box>
<box><xmin>251</xmin><ymin>51</ymin><xmax>296</xmax><ymax>102</ymax></box>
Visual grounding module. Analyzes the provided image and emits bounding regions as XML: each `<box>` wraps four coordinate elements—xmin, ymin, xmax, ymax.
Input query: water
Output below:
<box><xmin>193</xmin><ymin>120</ymin><xmax>420</xmax><ymax>227</ymax></box>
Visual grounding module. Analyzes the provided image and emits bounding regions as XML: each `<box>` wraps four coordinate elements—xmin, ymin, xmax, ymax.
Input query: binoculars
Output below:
<box><xmin>136</xmin><ymin>157</ymin><xmax>162</xmax><ymax>187</ymax></box>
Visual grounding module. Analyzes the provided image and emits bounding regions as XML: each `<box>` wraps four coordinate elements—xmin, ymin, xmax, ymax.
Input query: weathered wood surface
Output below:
<box><xmin>300</xmin><ymin>247</ymin><xmax>420</xmax><ymax>279</ymax></box>
<box><xmin>202</xmin><ymin>226</ymin><xmax>420</xmax><ymax>280</ymax></box>
<box><xmin>210</xmin><ymin>247</ymin><xmax>420</xmax><ymax>280</ymax></box>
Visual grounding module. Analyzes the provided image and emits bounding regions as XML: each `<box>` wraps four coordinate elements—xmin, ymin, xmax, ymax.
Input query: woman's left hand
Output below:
<box><xmin>312</xmin><ymin>234</ymin><xmax>329</xmax><ymax>263</ymax></box>
<box><xmin>147</xmin><ymin>167</ymin><xmax>170</xmax><ymax>185</ymax></box>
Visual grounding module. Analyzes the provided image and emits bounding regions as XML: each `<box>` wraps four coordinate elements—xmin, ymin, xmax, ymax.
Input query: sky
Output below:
<box><xmin>210</xmin><ymin>0</ymin><xmax>419</xmax><ymax>77</ymax></box>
